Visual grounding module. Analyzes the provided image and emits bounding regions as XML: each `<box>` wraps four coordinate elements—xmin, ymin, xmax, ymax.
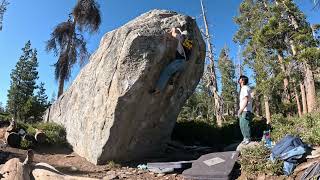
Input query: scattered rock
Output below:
<box><xmin>70</xmin><ymin>166</ymin><xmax>78</xmax><ymax>171</ymax></box>
<box><xmin>103</xmin><ymin>172</ymin><xmax>119</xmax><ymax>180</ymax></box>
<box><xmin>0</xmin><ymin>158</ymin><xmax>31</xmax><ymax>180</ymax></box>
<box><xmin>257</xmin><ymin>173</ymin><xmax>266</xmax><ymax>180</ymax></box>
<box><xmin>236</xmin><ymin>141</ymin><xmax>260</xmax><ymax>152</ymax></box>
<box><xmin>0</xmin><ymin>128</ymin><xmax>7</xmax><ymax>139</ymax></box>
<box><xmin>32</xmin><ymin>162</ymin><xmax>99</xmax><ymax>180</ymax></box>
<box><xmin>118</xmin><ymin>173</ymin><xmax>127</xmax><ymax>179</ymax></box>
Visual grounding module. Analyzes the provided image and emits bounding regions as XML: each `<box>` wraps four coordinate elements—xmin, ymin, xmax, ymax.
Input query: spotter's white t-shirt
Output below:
<box><xmin>239</xmin><ymin>85</ymin><xmax>253</xmax><ymax>112</ymax></box>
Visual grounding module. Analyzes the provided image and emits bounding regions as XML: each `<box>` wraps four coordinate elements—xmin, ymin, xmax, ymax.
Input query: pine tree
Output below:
<box><xmin>218</xmin><ymin>47</ymin><xmax>237</xmax><ymax>116</ymax></box>
<box><xmin>32</xmin><ymin>82</ymin><xmax>49</xmax><ymax>120</ymax></box>
<box><xmin>0</xmin><ymin>102</ymin><xmax>4</xmax><ymax>113</ymax></box>
<box><xmin>312</xmin><ymin>0</ymin><xmax>320</xmax><ymax>7</ymax></box>
<box><xmin>7</xmin><ymin>41</ymin><xmax>39</xmax><ymax>121</ymax></box>
<box><xmin>178</xmin><ymin>80</ymin><xmax>216</xmax><ymax>124</ymax></box>
<box><xmin>277</xmin><ymin>0</ymin><xmax>320</xmax><ymax>113</ymax></box>
<box><xmin>235</xmin><ymin>0</ymin><xmax>320</xmax><ymax>119</ymax></box>
<box><xmin>235</xmin><ymin>0</ymin><xmax>273</xmax><ymax>122</ymax></box>
<box><xmin>36</xmin><ymin>83</ymin><xmax>49</xmax><ymax>109</ymax></box>
<box><xmin>255</xmin><ymin>1</ymin><xmax>295</xmax><ymax>104</ymax></box>
<box><xmin>0</xmin><ymin>0</ymin><xmax>9</xmax><ymax>31</ymax></box>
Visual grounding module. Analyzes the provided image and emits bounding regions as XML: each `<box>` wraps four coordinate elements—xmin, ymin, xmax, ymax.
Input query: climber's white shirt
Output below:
<box><xmin>175</xmin><ymin>34</ymin><xmax>186</xmax><ymax>59</ymax></box>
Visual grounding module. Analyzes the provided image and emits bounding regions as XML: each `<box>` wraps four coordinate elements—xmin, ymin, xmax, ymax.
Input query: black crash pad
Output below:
<box><xmin>182</xmin><ymin>151</ymin><xmax>239</xmax><ymax>180</ymax></box>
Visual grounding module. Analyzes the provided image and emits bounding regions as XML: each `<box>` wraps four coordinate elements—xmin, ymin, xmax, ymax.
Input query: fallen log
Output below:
<box><xmin>5</xmin><ymin>132</ymin><xmax>21</xmax><ymax>148</ymax></box>
<box><xmin>34</xmin><ymin>129</ymin><xmax>46</xmax><ymax>144</ymax></box>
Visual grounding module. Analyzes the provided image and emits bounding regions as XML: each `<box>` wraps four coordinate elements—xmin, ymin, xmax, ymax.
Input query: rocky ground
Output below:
<box><xmin>0</xmin><ymin>124</ymin><xmax>318</xmax><ymax>180</ymax></box>
<box><xmin>0</xmin><ymin>138</ymin><xmax>318</xmax><ymax>179</ymax></box>
<box><xmin>0</xmin><ymin>146</ymin><xmax>186</xmax><ymax>180</ymax></box>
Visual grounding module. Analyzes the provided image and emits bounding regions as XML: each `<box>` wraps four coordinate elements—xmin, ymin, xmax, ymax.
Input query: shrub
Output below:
<box><xmin>172</xmin><ymin>116</ymin><xmax>268</xmax><ymax>147</ymax></box>
<box><xmin>271</xmin><ymin>113</ymin><xmax>320</xmax><ymax>145</ymax></box>
<box><xmin>35</xmin><ymin>122</ymin><xmax>67</xmax><ymax>145</ymax></box>
<box><xmin>17</xmin><ymin>121</ymin><xmax>67</xmax><ymax>146</ymax></box>
<box><xmin>17</xmin><ymin>121</ymin><xmax>31</xmax><ymax>131</ymax></box>
<box><xmin>238</xmin><ymin>144</ymin><xmax>283</xmax><ymax>176</ymax></box>
<box><xmin>107</xmin><ymin>161</ymin><xmax>121</xmax><ymax>168</ymax></box>
<box><xmin>0</xmin><ymin>112</ymin><xmax>11</xmax><ymax>122</ymax></box>
<box><xmin>20</xmin><ymin>138</ymin><xmax>33</xmax><ymax>149</ymax></box>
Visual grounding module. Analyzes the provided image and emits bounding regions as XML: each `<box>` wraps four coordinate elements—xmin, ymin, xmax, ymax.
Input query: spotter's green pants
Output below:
<box><xmin>239</xmin><ymin>111</ymin><xmax>253</xmax><ymax>139</ymax></box>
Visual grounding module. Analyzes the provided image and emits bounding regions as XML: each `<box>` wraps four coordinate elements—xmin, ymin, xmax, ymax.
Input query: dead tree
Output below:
<box><xmin>200</xmin><ymin>0</ymin><xmax>223</xmax><ymax>126</ymax></box>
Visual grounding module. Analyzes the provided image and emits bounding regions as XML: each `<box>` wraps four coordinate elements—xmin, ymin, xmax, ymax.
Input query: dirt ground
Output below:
<box><xmin>0</xmin><ymin>121</ymin><xmax>189</xmax><ymax>179</ymax></box>
<box><xmin>0</xmin><ymin>119</ymin><xmax>317</xmax><ymax>180</ymax></box>
<box><xmin>1</xmin><ymin>144</ymin><xmax>319</xmax><ymax>179</ymax></box>
<box><xmin>0</xmin><ymin>145</ymin><xmax>186</xmax><ymax>180</ymax></box>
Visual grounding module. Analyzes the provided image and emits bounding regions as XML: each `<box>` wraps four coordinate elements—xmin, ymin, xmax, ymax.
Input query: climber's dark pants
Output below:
<box><xmin>156</xmin><ymin>59</ymin><xmax>186</xmax><ymax>92</ymax></box>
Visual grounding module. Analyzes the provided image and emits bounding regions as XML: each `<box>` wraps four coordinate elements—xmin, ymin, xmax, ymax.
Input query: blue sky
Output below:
<box><xmin>0</xmin><ymin>0</ymin><xmax>319</xmax><ymax>105</ymax></box>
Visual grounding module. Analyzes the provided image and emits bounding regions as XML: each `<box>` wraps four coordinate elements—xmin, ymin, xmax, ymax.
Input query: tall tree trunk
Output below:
<box><xmin>300</xmin><ymin>82</ymin><xmax>308</xmax><ymax>114</ymax></box>
<box><xmin>282</xmin><ymin>0</ymin><xmax>317</xmax><ymax>113</ymax></box>
<box><xmin>289</xmin><ymin>40</ymin><xmax>302</xmax><ymax>117</ymax></box>
<box><xmin>57</xmin><ymin>76</ymin><xmax>64</xmax><ymax>98</ymax></box>
<box><xmin>304</xmin><ymin>25</ymin><xmax>318</xmax><ymax>113</ymax></box>
<box><xmin>293</xmin><ymin>86</ymin><xmax>302</xmax><ymax>117</ymax></box>
<box><xmin>200</xmin><ymin>0</ymin><xmax>222</xmax><ymax>126</ymax></box>
<box><xmin>305</xmin><ymin>66</ymin><xmax>317</xmax><ymax>113</ymax></box>
<box><xmin>264</xmin><ymin>95</ymin><xmax>271</xmax><ymax>124</ymax></box>
<box><xmin>254</xmin><ymin>94</ymin><xmax>262</xmax><ymax>116</ymax></box>
<box><xmin>277</xmin><ymin>52</ymin><xmax>291</xmax><ymax>102</ymax></box>
<box><xmin>234</xmin><ymin>93</ymin><xmax>239</xmax><ymax>116</ymax></box>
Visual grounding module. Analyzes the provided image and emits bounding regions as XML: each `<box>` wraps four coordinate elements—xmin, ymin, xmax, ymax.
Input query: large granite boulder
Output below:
<box><xmin>44</xmin><ymin>9</ymin><xmax>206</xmax><ymax>164</ymax></box>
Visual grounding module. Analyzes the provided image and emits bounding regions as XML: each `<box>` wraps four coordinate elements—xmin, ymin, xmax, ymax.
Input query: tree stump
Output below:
<box><xmin>5</xmin><ymin>132</ymin><xmax>21</xmax><ymax>148</ymax></box>
<box><xmin>35</xmin><ymin>129</ymin><xmax>46</xmax><ymax>144</ymax></box>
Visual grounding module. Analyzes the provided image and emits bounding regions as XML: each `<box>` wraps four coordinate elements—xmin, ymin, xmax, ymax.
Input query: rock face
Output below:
<box><xmin>44</xmin><ymin>9</ymin><xmax>206</xmax><ymax>164</ymax></box>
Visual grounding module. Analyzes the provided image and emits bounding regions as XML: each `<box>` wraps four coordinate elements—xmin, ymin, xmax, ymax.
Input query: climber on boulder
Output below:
<box><xmin>150</xmin><ymin>27</ymin><xmax>193</xmax><ymax>95</ymax></box>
